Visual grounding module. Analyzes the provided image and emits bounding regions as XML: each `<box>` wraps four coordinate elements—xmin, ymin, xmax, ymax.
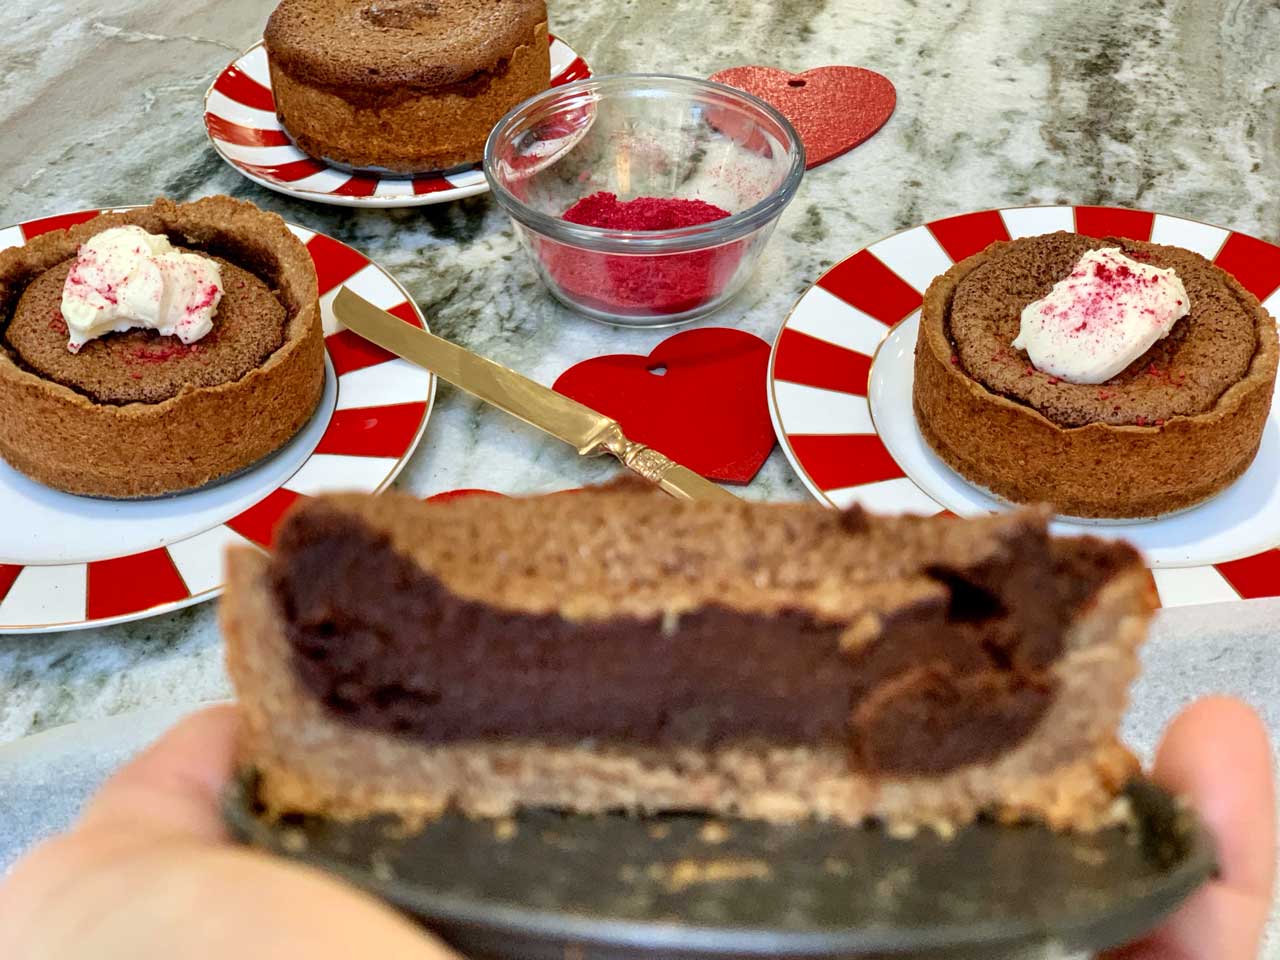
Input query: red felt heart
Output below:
<box><xmin>709</xmin><ymin>65</ymin><xmax>896</xmax><ymax>169</ymax></box>
<box><xmin>425</xmin><ymin>489</ymin><xmax>507</xmax><ymax>503</ymax></box>
<box><xmin>424</xmin><ymin>488</ymin><xmax>586</xmax><ymax>501</ymax></box>
<box><xmin>553</xmin><ymin>328</ymin><xmax>775</xmax><ymax>484</ymax></box>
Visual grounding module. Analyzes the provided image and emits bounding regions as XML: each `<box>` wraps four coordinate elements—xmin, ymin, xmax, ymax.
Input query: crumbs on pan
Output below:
<box><xmin>697</xmin><ymin>821</ymin><xmax>730</xmax><ymax>845</ymax></box>
<box><xmin>647</xmin><ymin>858</ymin><xmax>772</xmax><ymax>893</ymax></box>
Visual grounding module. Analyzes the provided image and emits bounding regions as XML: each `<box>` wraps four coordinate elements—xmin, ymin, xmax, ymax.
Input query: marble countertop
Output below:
<box><xmin>1</xmin><ymin>0</ymin><xmax>1278</xmax><ymax>790</ymax></box>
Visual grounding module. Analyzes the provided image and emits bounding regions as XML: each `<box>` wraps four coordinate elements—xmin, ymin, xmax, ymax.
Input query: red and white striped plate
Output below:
<box><xmin>768</xmin><ymin>205</ymin><xmax>1280</xmax><ymax>608</ymax></box>
<box><xmin>0</xmin><ymin>209</ymin><xmax>436</xmax><ymax>633</ymax></box>
<box><xmin>204</xmin><ymin>35</ymin><xmax>591</xmax><ymax>208</ymax></box>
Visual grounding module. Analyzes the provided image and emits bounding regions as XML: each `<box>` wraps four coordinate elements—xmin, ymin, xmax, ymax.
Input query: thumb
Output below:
<box><xmin>77</xmin><ymin>703</ymin><xmax>239</xmax><ymax>845</ymax></box>
<box><xmin>1103</xmin><ymin>696</ymin><xmax>1275</xmax><ymax>959</ymax></box>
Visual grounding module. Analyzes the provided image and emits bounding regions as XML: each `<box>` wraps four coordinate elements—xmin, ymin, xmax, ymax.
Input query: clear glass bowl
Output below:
<box><xmin>484</xmin><ymin>74</ymin><xmax>805</xmax><ymax>327</ymax></box>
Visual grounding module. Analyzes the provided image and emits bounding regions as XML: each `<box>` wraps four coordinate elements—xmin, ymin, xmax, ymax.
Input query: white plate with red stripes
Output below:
<box><xmin>769</xmin><ymin>205</ymin><xmax>1280</xmax><ymax>608</ymax></box>
<box><xmin>204</xmin><ymin>35</ymin><xmax>591</xmax><ymax>208</ymax></box>
<box><xmin>0</xmin><ymin>209</ymin><xmax>436</xmax><ymax>633</ymax></box>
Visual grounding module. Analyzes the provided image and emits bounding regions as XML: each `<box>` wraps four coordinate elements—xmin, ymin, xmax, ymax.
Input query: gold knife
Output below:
<box><xmin>333</xmin><ymin>287</ymin><xmax>738</xmax><ymax>503</ymax></box>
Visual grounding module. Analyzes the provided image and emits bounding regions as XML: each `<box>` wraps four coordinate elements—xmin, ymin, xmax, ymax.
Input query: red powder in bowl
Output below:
<box><xmin>541</xmin><ymin>192</ymin><xmax>744</xmax><ymax>317</ymax></box>
<box><xmin>563</xmin><ymin>192</ymin><xmax>731</xmax><ymax>230</ymax></box>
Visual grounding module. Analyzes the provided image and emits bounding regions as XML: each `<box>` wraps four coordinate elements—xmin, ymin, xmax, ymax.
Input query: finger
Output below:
<box><xmin>175</xmin><ymin>849</ymin><xmax>469</xmax><ymax>959</ymax></box>
<box><xmin>77</xmin><ymin>703</ymin><xmax>239</xmax><ymax>844</ymax></box>
<box><xmin>1152</xmin><ymin>696</ymin><xmax>1275</xmax><ymax>901</ymax></box>
<box><xmin>1107</xmin><ymin>884</ymin><xmax>1270</xmax><ymax>960</ymax></box>
<box><xmin>1103</xmin><ymin>696</ymin><xmax>1275</xmax><ymax>960</ymax></box>
<box><xmin>1</xmin><ymin>834</ymin><xmax>467</xmax><ymax>960</ymax></box>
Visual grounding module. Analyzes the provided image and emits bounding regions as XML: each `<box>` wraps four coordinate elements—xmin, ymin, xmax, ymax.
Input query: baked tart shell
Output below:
<box><xmin>913</xmin><ymin>239</ymin><xmax>1279</xmax><ymax>519</ymax></box>
<box><xmin>264</xmin><ymin>0</ymin><xmax>551</xmax><ymax>174</ymax></box>
<box><xmin>0</xmin><ymin>196</ymin><xmax>325</xmax><ymax>499</ymax></box>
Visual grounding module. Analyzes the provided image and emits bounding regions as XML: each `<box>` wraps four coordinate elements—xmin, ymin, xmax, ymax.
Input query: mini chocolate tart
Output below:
<box><xmin>263</xmin><ymin>0</ymin><xmax>551</xmax><ymax>174</ymax></box>
<box><xmin>913</xmin><ymin>232</ymin><xmax>1278</xmax><ymax>518</ymax></box>
<box><xmin>7</xmin><ymin>256</ymin><xmax>285</xmax><ymax>406</ymax></box>
<box><xmin>222</xmin><ymin>483</ymin><xmax>1155</xmax><ymax>834</ymax></box>
<box><xmin>0</xmin><ymin>196</ymin><xmax>325</xmax><ymax>499</ymax></box>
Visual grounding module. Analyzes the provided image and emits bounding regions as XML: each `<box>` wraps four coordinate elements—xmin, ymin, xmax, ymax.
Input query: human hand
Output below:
<box><xmin>0</xmin><ymin>705</ymin><xmax>461</xmax><ymax>960</ymax></box>
<box><xmin>1102</xmin><ymin>696</ymin><xmax>1275</xmax><ymax>959</ymax></box>
<box><xmin>0</xmin><ymin>699</ymin><xmax>1271</xmax><ymax>959</ymax></box>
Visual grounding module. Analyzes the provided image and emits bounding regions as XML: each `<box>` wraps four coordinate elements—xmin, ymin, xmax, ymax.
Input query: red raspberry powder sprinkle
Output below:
<box><xmin>562</xmin><ymin>193</ymin><xmax>730</xmax><ymax>230</ymax></box>
<box><xmin>129</xmin><ymin>343</ymin><xmax>196</xmax><ymax>363</ymax></box>
<box><xmin>543</xmin><ymin>192</ymin><xmax>740</xmax><ymax>317</ymax></box>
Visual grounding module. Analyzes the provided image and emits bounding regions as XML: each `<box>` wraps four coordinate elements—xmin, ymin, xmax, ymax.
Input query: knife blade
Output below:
<box><xmin>333</xmin><ymin>287</ymin><xmax>738</xmax><ymax>503</ymax></box>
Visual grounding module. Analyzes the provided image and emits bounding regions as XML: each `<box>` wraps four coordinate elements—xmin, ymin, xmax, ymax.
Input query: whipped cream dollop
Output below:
<box><xmin>1012</xmin><ymin>247</ymin><xmax>1189</xmax><ymax>385</ymax></box>
<box><xmin>61</xmin><ymin>226</ymin><xmax>223</xmax><ymax>354</ymax></box>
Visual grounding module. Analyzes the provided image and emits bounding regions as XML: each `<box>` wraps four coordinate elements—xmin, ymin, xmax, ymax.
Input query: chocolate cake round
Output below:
<box><xmin>263</xmin><ymin>0</ymin><xmax>551</xmax><ymax>174</ymax></box>
<box><xmin>913</xmin><ymin>232</ymin><xmax>1278</xmax><ymax>518</ymax></box>
<box><xmin>0</xmin><ymin>196</ymin><xmax>326</xmax><ymax>499</ymax></box>
<box><xmin>7</xmin><ymin>256</ymin><xmax>285</xmax><ymax>405</ymax></box>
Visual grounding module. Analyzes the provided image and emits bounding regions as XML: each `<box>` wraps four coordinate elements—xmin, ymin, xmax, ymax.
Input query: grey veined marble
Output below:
<box><xmin>0</xmin><ymin>0</ymin><xmax>1277</xmax><ymax>757</ymax></box>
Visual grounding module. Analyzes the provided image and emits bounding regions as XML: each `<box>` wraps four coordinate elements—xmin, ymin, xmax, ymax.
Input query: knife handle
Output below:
<box><xmin>596</xmin><ymin>428</ymin><xmax>738</xmax><ymax>503</ymax></box>
<box><xmin>647</xmin><ymin>457</ymin><xmax>742</xmax><ymax>503</ymax></box>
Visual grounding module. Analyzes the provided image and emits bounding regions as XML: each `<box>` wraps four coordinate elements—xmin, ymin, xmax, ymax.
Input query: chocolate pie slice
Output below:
<box><xmin>914</xmin><ymin>232</ymin><xmax>1278</xmax><ymax>518</ymax></box>
<box><xmin>223</xmin><ymin>484</ymin><xmax>1155</xmax><ymax>834</ymax></box>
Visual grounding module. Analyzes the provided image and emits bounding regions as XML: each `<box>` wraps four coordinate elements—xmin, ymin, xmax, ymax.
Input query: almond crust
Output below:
<box><xmin>913</xmin><ymin>239</ymin><xmax>1279</xmax><ymax>518</ymax></box>
<box><xmin>265</xmin><ymin>20</ymin><xmax>550</xmax><ymax>174</ymax></box>
<box><xmin>0</xmin><ymin>196</ymin><xmax>325</xmax><ymax>499</ymax></box>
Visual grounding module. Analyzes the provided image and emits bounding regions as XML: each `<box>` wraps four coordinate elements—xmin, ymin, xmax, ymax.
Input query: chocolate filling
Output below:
<box><xmin>0</xmin><ymin>226</ymin><xmax>298</xmax><ymax>395</ymax></box>
<box><xmin>271</xmin><ymin>511</ymin><xmax>1128</xmax><ymax>775</ymax></box>
<box><xmin>4</xmin><ymin>254</ymin><xmax>286</xmax><ymax>405</ymax></box>
<box><xmin>942</xmin><ymin>232</ymin><xmax>1262</xmax><ymax>428</ymax></box>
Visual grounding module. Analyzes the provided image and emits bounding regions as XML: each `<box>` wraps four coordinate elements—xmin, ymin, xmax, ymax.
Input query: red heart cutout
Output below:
<box><xmin>709</xmin><ymin>65</ymin><xmax>896</xmax><ymax>169</ymax></box>
<box><xmin>425</xmin><ymin>489</ymin><xmax>507</xmax><ymax>503</ymax></box>
<box><xmin>424</xmin><ymin>488</ymin><xmax>587</xmax><ymax>501</ymax></box>
<box><xmin>553</xmin><ymin>328</ymin><xmax>775</xmax><ymax>484</ymax></box>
